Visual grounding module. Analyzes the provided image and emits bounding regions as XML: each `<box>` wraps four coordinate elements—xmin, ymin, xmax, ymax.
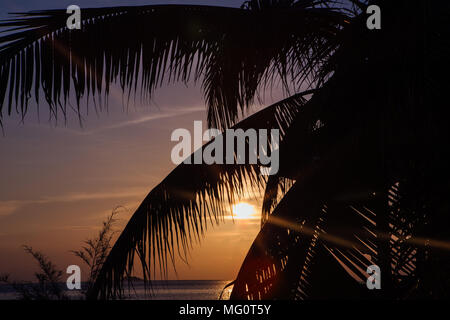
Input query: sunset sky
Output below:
<box><xmin>0</xmin><ymin>0</ymin><xmax>287</xmax><ymax>282</ymax></box>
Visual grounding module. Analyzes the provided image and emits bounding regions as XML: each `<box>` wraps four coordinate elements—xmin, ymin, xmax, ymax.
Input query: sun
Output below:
<box><xmin>232</xmin><ymin>202</ymin><xmax>256</xmax><ymax>220</ymax></box>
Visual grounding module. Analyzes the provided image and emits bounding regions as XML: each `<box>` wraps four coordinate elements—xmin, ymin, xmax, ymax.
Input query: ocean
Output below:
<box><xmin>0</xmin><ymin>280</ymin><xmax>233</xmax><ymax>300</ymax></box>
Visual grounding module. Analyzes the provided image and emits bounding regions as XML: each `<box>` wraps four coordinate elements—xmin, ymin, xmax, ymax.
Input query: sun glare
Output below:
<box><xmin>232</xmin><ymin>202</ymin><xmax>256</xmax><ymax>220</ymax></box>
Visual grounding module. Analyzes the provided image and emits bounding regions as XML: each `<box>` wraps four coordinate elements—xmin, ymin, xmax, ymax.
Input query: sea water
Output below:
<box><xmin>0</xmin><ymin>280</ymin><xmax>233</xmax><ymax>300</ymax></box>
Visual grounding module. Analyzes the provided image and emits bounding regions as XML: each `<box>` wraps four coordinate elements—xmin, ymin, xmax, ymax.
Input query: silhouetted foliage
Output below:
<box><xmin>0</xmin><ymin>209</ymin><xmax>122</xmax><ymax>300</ymax></box>
<box><xmin>71</xmin><ymin>208</ymin><xmax>121</xmax><ymax>294</ymax></box>
<box><xmin>0</xmin><ymin>246</ymin><xmax>67</xmax><ymax>300</ymax></box>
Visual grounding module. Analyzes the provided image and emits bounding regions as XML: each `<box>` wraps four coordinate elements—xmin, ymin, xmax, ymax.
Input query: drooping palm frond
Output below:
<box><xmin>230</xmin><ymin>108</ymin><xmax>433</xmax><ymax>299</ymax></box>
<box><xmin>0</xmin><ymin>2</ymin><xmax>347</xmax><ymax>129</ymax></box>
<box><xmin>86</xmin><ymin>90</ymin><xmax>313</xmax><ymax>300</ymax></box>
<box><xmin>228</xmin><ymin>56</ymin><xmax>372</xmax><ymax>299</ymax></box>
<box><xmin>231</xmin><ymin>169</ymin><xmax>440</xmax><ymax>299</ymax></box>
<box><xmin>229</xmin><ymin>100</ymin><xmax>382</xmax><ymax>298</ymax></box>
<box><xmin>230</xmin><ymin>0</ymin><xmax>450</xmax><ymax>299</ymax></box>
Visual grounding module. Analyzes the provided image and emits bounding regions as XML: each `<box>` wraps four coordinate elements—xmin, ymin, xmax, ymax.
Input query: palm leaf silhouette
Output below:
<box><xmin>88</xmin><ymin>90</ymin><xmax>310</xmax><ymax>299</ymax></box>
<box><xmin>0</xmin><ymin>2</ymin><xmax>344</xmax><ymax>129</ymax></box>
<box><xmin>231</xmin><ymin>0</ymin><xmax>450</xmax><ymax>299</ymax></box>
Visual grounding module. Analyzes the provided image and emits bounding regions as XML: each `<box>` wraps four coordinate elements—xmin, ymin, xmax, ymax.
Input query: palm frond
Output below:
<box><xmin>0</xmin><ymin>3</ymin><xmax>347</xmax><ymax>129</ymax></box>
<box><xmin>230</xmin><ymin>119</ymin><xmax>379</xmax><ymax>299</ymax></box>
<box><xmin>231</xmin><ymin>150</ymin><xmax>424</xmax><ymax>299</ymax></box>
<box><xmin>86</xmin><ymin>90</ymin><xmax>312</xmax><ymax>300</ymax></box>
<box><xmin>231</xmin><ymin>0</ymin><xmax>450</xmax><ymax>299</ymax></box>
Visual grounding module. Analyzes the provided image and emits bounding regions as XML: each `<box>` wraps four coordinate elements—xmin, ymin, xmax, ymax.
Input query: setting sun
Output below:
<box><xmin>232</xmin><ymin>202</ymin><xmax>256</xmax><ymax>220</ymax></box>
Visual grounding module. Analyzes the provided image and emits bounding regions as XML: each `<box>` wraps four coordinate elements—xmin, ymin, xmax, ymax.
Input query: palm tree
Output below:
<box><xmin>0</xmin><ymin>0</ymin><xmax>449</xmax><ymax>300</ymax></box>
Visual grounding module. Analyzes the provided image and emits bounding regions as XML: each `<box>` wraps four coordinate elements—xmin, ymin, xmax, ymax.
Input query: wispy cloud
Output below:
<box><xmin>0</xmin><ymin>188</ymin><xmax>146</xmax><ymax>217</ymax></box>
<box><xmin>0</xmin><ymin>201</ymin><xmax>23</xmax><ymax>217</ymax></box>
<box><xmin>66</xmin><ymin>105</ymin><xmax>205</xmax><ymax>135</ymax></box>
<box><xmin>19</xmin><ymin>105</ymin><xmax>205</xmax><ymax>136</ymax></box>
<box><xmin>39</xmin><ymin>189</ymin><xmax>146</xmax><ymax>203</ymax></box>
<box><xmin>100</xmin><ymin>106</ymin><xmax>205</xmax><ymax>131</ymax></box>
